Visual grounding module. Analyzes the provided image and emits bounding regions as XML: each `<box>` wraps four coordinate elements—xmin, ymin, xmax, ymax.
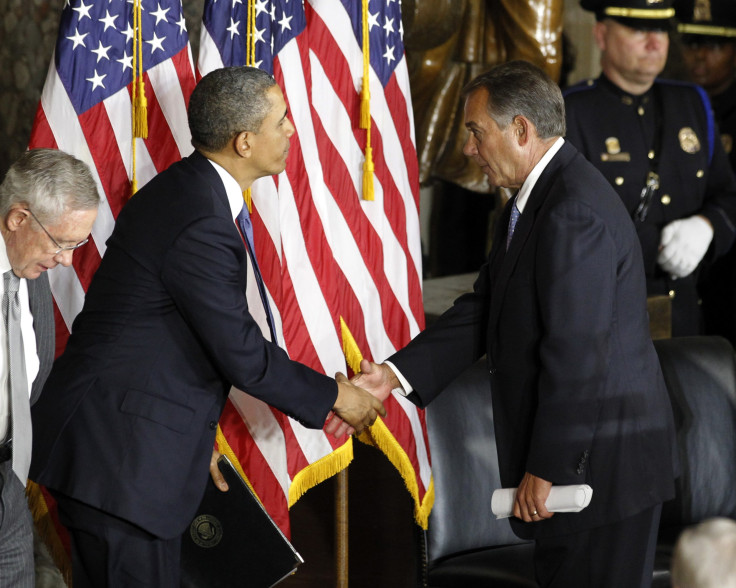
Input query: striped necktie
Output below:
<box><xmin>506</xmin><ymin>198</ymin><xmax>521</xmax><ymax>251</ymax></box>
<box><xmin>236</xmin><ymin>205</ymin><xmax>278</xmax><ymax>345</ymax></box>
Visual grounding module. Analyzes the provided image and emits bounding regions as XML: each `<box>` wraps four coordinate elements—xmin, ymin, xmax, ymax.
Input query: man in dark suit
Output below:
<box><xmin>29</xmin><ymin>67</ymin><xmax>385</xmax><ymax>587</ymax></box>
<box><xmin>0</xmin><ymin>148</ymin><xmax>99</xmax><ymax>587</ymax></box>
<box><xmin>349</xmin><ymin>61</ymin><xmax>679</xmax><ymax>587</ymax></box>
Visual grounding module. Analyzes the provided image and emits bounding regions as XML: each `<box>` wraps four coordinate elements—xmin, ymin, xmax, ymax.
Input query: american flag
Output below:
<box><xmin>28</xmin><ymin>0</ymin><xmax>196</xmax><ymax>352</ymax></box>
<box><xmin>199</xmin><ymin>0</ymin><xmax>433</xmax><ymax>535</ymax></box>
<box><xmin>26</xmin><ymin>0</ymin><xmax>196</xmax><ymax>577</ymax></box>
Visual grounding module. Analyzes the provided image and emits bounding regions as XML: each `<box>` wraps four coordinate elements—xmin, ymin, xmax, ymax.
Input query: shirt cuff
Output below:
<box><xmin>383</xmin><ymin>360</ymin><xmax>413</xmax><ymax>396</ymax></box>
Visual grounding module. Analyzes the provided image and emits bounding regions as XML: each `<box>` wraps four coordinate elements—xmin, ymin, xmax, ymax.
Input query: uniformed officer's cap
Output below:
<box><xmin>674</xmin><ymin>0</ymin><xmax>736</xmax><ymax>41</ymax></box>
<box><xmin>580</xmin><ymin>0</ymin><xmax>675</xmax><ymax>31</ymax></box>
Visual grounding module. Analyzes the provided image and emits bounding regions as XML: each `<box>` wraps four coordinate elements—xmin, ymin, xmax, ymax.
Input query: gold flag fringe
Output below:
<box><xmin>358</xmin><ymin>419</ymin><xmax>435</xmax><ymax>529</ymax></box>
<box><xmin>288</xmin><ymin>439</ymin><xmax>353</xmax><ymax>507</ymax></box>
<box><xmin>340</xmin><ymin>318</ymin><xmax>434</xmax><ymax>529</ymax></box>
<box><xmin>216</xmin><ymin>425</ymin><xmax>261</xmax><ymax>500</ymax></box>
<box><xmin>27</xmin><ymin>480</ymin><xmax>72</xmax><ymax>586</ymax></box>
<box><xmin>217</xmin><ymin>424</ymin><xmax>355</xmax><ymax>510</ymax></box>
<box><xmin>358</xmin><ymin>416</ymin><xmax>434</xmax><ymax>531</ymax></box>
<box><xmin>340</xmin><ymin>316</ymin><xmax>363</xmax><ymax>374</ymax></box>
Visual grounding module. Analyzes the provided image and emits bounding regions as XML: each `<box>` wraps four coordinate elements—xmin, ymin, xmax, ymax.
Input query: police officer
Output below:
<box><xmin>677</xmin><ymin>0</ymin><xmax>736</xmax><ymax>169</ymax></box>
<box><xmin>676</xmin><ymin>0</ymin><xmax>736</xmax><ymax>343</ymax></box>
<box><xmin>564</xmin><ymin>0</ymin><xmax>736</xmax><ymax>336</ymax></box>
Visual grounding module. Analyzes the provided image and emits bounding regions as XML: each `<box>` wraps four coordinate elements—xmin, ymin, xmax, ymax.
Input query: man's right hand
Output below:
<box><xmin>332</xmin><ymin>372</ymin><xmax>386</xmax><ymax>435</ymax></box>
<box><xmin>351</xmin><ymin>359</ymin><xmax>399</xmax><ymax>402</ymax></box>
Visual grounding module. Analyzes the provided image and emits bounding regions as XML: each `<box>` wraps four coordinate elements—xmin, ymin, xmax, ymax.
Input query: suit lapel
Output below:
<box><xmin>488</xmin><ymin>142</ymin><xmax>576</xmax><ymax>331</ymax></box>
<box><xmin>28</xmin><ymin>273</ymin><xmax>54</xmax><ymax>404</ymax></box>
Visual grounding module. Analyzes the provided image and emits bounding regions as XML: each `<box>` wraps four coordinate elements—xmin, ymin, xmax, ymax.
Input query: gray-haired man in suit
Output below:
<box><xmin>0</xmin><ymin>149</ymin><xmax>99</xmax><ymax>587</ymax></box>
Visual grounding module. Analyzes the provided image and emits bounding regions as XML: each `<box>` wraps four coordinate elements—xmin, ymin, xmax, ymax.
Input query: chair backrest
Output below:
<box><xmin>654</xmin><ymin>336</ymin><xmax>736</xmax><ymax>526</ymax></box>
<box><xmin>425</xmin><ymin>359</ymin><xmax>527</xmax><ymax>564</ymax></box>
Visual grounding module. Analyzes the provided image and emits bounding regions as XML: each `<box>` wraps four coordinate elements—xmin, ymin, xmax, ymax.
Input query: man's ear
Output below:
<box><xmin>592</xmin><ymin>21</ymin><xmax>607</xmax><ymax>52</ymax></box>
<box><xmin>234</xmin><ymin>131</ymin><xmax>252</xmax><ymax>158</ymax></box>
<box><xmin>4</xmin><ymin>205</ymin><xmax>29</xmax><ymax>233</ymax></box>
<box><xmin>513</xmin><ymin>116</ymin><xmax>532</xmax><ymax>146</ymax></box>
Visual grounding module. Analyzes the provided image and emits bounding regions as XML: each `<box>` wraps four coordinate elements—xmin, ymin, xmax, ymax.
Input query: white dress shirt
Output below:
<box><xmin>0</xmin><ymin>238</ymin><xmax>40</xmax><ymax>441</ymax></box>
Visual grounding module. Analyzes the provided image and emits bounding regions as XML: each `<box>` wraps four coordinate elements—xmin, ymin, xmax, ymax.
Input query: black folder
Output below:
<box><xmin>181</xmin><ymin>455</ymin><xmax>303</xmax><ymax>587</ymax></box>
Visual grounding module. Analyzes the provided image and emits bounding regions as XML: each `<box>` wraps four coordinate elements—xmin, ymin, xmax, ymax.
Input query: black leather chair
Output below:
<box><xmin>422</xmin><ymin>360</ymin><xmax>536</xmax><ymax>587</ymax></box>
<box><xmin>651</xmin><ymin>336</ymin><xmax>736</xmax><ymax>587</ymax></box>
<box><xmin>421</xmin><ymin>337</ymin><xmax>736</xmax><ymax>588</ymax></box>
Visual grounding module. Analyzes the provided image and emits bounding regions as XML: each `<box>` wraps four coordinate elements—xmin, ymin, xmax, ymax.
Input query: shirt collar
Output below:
<box><xmin>515</xmin><ymin>137</ymin><xmax>564</xmax><ymax>214</ymax></box>
<box><xmin>207</xmin><ymin>159</ymin><xmax>247</xmax><ymax>219</ymax></box>
<box><xmin>0</xmin><ymin>234</ymin><xmax>12</xmax><ymax>274</ymax></box>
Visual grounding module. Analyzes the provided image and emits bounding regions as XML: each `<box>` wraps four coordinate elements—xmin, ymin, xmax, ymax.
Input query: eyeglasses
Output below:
<box><xmin>24</xmin><ymin>208</ymin><xmax>89</xmax><ymax>255</ymax></box>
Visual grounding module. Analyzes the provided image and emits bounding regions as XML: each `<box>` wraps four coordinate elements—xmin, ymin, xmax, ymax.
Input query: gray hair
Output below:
<box><xmin>672</xmin><ymin>517</ymin><xmax>736</xmax><ymax>588</ymax></box>
<box><xmin>462</xmin><ymin>60</ymin><xmax>566</xmax><ymax>139</ymax></box>
<box><xmin>188</xmin><ymin>66</ymin><xmax>278</xmax><ymax>152</ymax></box>
<box><xmin>0</xmin><ymin>149</ymin><xmax>101</xmax><ymax>224</ymax></box>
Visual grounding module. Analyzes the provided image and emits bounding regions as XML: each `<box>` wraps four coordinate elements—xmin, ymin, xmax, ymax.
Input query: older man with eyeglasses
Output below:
<box><xmin>0</xmin><ymin>148</ymin><xmax>99</xmax><ymax>587</ymax></box>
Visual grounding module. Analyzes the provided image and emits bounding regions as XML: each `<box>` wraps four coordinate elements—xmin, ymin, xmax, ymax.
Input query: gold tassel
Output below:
<box><xmin>360</xmin><ymin>81</ymin><xmax>371</xmax><ymax>130</ymax></box>
<box><xmin>362</xmin><ymin>144</ymin><xmax>375</xmax><ymax>201</ymax></box>
<box><xmin>340</xmin><ymin>316</ymin><xmax>363</xmax><ymax>374</ymax></box>
<box><xmin>133</xmin><ymin>78</ymin><xmax>148</xmax><ymax>139</ymax></box>
<box><xmin>360</xmin><ymin>0</ymin><xmax>374</xmax><ymax>200</ymax></box>
<box><xmin>132</xmin><ymin>0</ymin><xmax>148</xmax><ymax>139</ymax></box>
<box><xmin>360</xmin><ymin>0</ymin><xmax>371</xmax><ymax>129</ymax></box>
<box><xmin>129</xmin><ymin>0</ymin><xmax>146</xmax><ymax>196</ymax></box>
<box><xmin>243</xmin><ymin>188</ymin><xmax>252</xmax><ymax>214</ymax></box>
<box><xmin>247</xmin><ymin>0</ymin><xmax>255</xmax><ymax>66</ymax></box>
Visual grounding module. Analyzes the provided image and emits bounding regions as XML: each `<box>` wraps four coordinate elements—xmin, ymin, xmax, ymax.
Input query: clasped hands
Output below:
<box><xmin>210</xmin><ymin>360</ymin><xmax>392</xmax><ymax>492</ymax></box>
<box><xmin>325</xmin><ymin>359</ymin><xmax>399</xmax><ymax>438</ymax></box>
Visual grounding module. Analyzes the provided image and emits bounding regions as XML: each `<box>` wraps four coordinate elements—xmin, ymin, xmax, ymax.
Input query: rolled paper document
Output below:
<box><xmin>491</xmin><ymin>484</ymin><xmax>593</xmax><ymax>519</ymax></box>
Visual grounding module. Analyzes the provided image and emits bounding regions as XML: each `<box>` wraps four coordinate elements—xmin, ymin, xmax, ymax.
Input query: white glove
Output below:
<box><xmin>657</xmin><ymin>216</ymin><xmax>714</xmax><ymax>278</ymax></box>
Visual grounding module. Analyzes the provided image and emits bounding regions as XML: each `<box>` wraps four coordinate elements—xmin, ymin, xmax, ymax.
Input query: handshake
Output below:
<box><xmin>327</xmin><ymin>360</ymin><xmax>400</xmax><ymax>438</ymax></box>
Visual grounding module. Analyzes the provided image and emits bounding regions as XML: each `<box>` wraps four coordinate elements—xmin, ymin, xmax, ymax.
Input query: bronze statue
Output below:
<box><xmin>404</xmin><ymin>0</ymin><xmax>564</xmax><ymax>192</ymax></box>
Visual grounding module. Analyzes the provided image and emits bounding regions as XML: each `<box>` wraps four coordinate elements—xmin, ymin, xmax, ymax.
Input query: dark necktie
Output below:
<box><xmin>236</xmin><ymin>205</ymin><xmax>278</xmax><ymax>344</ymax></box>
<box><xmin>506</xmin><ymin>198</ymin><xmax>521</xmax><ymax>251</ymax></box>
<box><xmin>3</xmin><ymin>270</ymin><xmax>30</xmax><ymax>483</ymax></box>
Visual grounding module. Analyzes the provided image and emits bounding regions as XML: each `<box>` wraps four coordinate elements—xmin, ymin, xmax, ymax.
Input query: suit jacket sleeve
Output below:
<box><xmin>389</xmin><ymin>265</ymin><xmax>491</xmax><ymax>407</ymax></box>
<box><xmin>160</xmin><ymin>212</ymin><xmax>337</xmax><ymax>428</ymax></box>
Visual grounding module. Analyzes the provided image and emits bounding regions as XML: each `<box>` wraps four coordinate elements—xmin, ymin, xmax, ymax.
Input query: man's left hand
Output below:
<box><xmin>513</xmin><ymin>472</ymin><xmax>553</xmax><ymax>522</ymax></box>
<box><xmin>210</xmin><ymin>448</ymin><xmax>229</xmax><ymax>492</ymax></box>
